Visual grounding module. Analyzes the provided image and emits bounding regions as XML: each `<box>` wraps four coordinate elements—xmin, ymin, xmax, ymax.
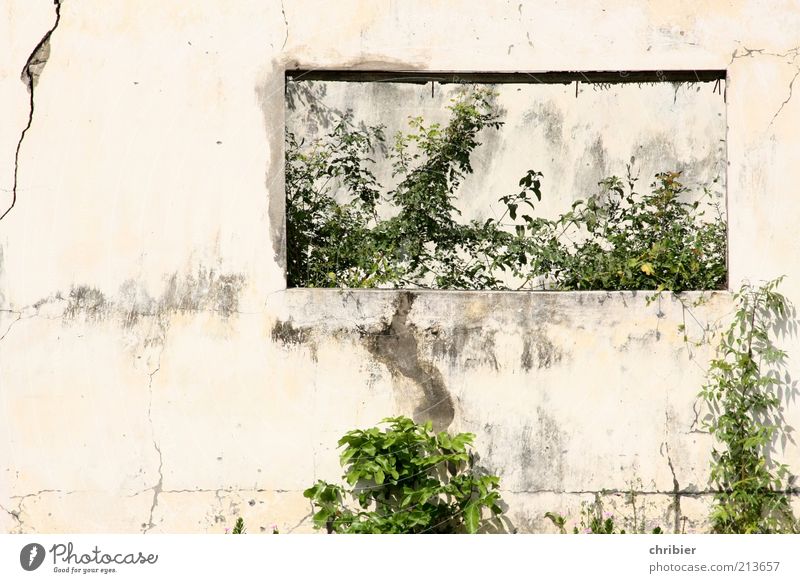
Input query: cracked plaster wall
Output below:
<box><xmin>2</xmin><ymin>0</ymin><xmax>800</xmax><ymax>534</ymax></box>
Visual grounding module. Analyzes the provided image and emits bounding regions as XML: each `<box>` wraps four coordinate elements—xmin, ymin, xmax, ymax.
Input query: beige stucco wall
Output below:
<box><xmin>1</xmin><ymin>0</ymin><xmax>800</xmax><ymax>534</ymax></box>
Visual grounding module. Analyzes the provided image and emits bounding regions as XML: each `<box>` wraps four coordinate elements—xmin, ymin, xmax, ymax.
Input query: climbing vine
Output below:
<box><xmin>700</xmin><ymin>277</ymin><xmax>798</xmax><ymax>533</ymax></box>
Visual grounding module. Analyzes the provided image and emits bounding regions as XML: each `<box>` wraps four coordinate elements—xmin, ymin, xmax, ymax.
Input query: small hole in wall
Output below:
<box><xmin>284</xmin><ymin>69</ymin><xmax>728</xmax><ymax>292</ymax></box>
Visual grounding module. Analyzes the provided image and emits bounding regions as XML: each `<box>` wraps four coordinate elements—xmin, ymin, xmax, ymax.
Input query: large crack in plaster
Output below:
<box><xmin>661</xmin><ymin>408</ymin><xmax>684</xmax><ymax>533</ymax></box>
<box><xmin>142</xmin><ymin>439</ymin><xmax>163</xmax><ymax>533</ymax></box>
<box><xmin>1</xmin><ymin>0</ymin><xmax>63</xmax><ymax>223</ymax></box>
<box><xmin>280</xmin><ymin>0</ymin><xmax>289</xmax><ymax>50</ymax></box>
<box><xmin>729</xmin><ymin>45</ymin><xmax>800</xmax><ymax>127</ymax></box>
<box><xmin>770</xmin><ymin>65</ymin><xmax>800</xmax><ymax>127</ymax></box>
<box><xmin>0</xmin><ymin>309</ymin><xmax>23</xmax><ymax>341</ymax></box>
<box><xmin>662</xmin><ymin>442</ymin><xmax>683</xmax><ymax>534</ymax></box>
<box><xmin>142</xmin><ymin>349</ymin><xmax>164</xmax><ymax>533</ymax></box>
<box><xmin>5</xmin><ymin>489</ymin><xmax>72</xmax><ymax>532</ymax></box>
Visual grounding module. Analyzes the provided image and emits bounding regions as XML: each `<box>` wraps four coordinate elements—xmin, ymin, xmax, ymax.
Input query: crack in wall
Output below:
<box><xmin>280</xmin><ymin>0</ymin><xmax>289</xmax><ymax>50</ymax></box>
<box><xmin>6</xmin><ymin>488</ymin><xmax>72</xmax><ymax>532</ymax></box>
<box><xmin>688</xmin><ymin>399</ymin><xmax>710</xmax><ymax>434</ymax></box>
<box><xmin>0</xmin><ymin>501</ymin><xmax>21</xmax><ymax>530</ymax></box>
<box><xmin>662</xmin><ymin>442</ymin><xmax>683</xmax><ymax>534</ymax></box>
<box><xmin>142</xmin><ymin>438</ymin><xmax>163</xmax><ymax>533</ymax></box>
<box><xmin>0</xmin><ymin>309</ymin><xmax>23</xmax><ymax>341</ymax></box>
<box><xmin>1</xmin><ymin>0</ymin><xmax>63</xmax><ymax>223</ymax></box>
<box><xmin>729</xmin><ymin>46</ymin><xmax>800</xmax><ymax>64</ymax></box>
<box><xmin>728</xmin><ymin>45</ymin><xmax>800</xmax><ymax>127</ymax></box>
<box><xmin>770</xmin><ymin>65</ymin><xmax>800</xmax><ymax>127</ymax></box>
<box><xmin>142</xmin><ymin>349</ymin><xmax>164</xmax><ymax>533</ymax></box>
<box><xmin>287</xmin><ymin>510</ymin><xmax>312</xmax><ymax>533</ymax></box>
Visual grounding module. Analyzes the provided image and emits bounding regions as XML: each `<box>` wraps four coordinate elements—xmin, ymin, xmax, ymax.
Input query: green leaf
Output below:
<box><xmin>464</xmin><ymin>504</ymin><xmax>480</xmax><ymax>533</ymax></box>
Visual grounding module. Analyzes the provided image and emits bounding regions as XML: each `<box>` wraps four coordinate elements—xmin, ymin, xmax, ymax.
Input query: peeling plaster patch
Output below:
<box><xmin>1</xmin><ymin>0</ymin><xmax>63</xmax><ymax>223</ymax></box>
<box><xmin>364</xmin><ymin>292</ymin><xmax>454</xmax><ymax>431</ymax></box>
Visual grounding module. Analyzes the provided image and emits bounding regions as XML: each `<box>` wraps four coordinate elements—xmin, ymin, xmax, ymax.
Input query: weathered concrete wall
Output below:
<box><xmin>2</xmin><ymin>0</ymin><xmax>800</xmax><ymax>534</ymax></box>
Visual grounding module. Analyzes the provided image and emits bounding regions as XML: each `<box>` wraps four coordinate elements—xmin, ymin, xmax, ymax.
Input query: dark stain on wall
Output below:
<box><xmin>159</xmin><ymin>269</ymin><xmax>245</xmax><ymax>318</ymax></box>
<box><xmin>521</xmin><ymin>328</ymin><xmax>563</xmax><ymax>371</ymax></box>
<box><xmin>520</xmin><ymin>340</ymin><xmax>534</xmax><ymax>371</ymax></box>
<box><xmin>523</xmin><ymin>101</ymin><xmax>564</xmax><ymax>146</ymax></box>
<box><xmin>64</xmin><ymin>286</ymin><xmax>108</xmax><ymax>321</ymax></box>
<box><xmin>256</xmin><ymin>60</ymin><xmax>288</xmax><ymax>272</ymax></box>
<box><xmin>53</xmin><ymin>269</ymin><xmax>245</xmax><ymax>330</ymax></box>
<box><xmin>517</xmin><ymin>407</ymin><xmax>565</xmax><ymax>490</ymax></box>
<box><xmin>270</xmin><ymin>319</ymin><xmax>311</xmax><ymax>347</ymax></box>
<box><xmin>574</xmin><ymin>134</ymin><xmax>608</xmax><ymax>197</ymax></box>
<box><xmin>364</xmin><ymin>292</ymin><xmax>454</xmax><ymax>431</ymax></box>
<box><xmin>429</xmin><ymin>325</ymin><xmax>499</xmax><ymax>371</ymax></box>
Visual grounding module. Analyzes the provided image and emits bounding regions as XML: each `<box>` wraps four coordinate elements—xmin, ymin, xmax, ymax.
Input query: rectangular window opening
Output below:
<box><xmin>284</xmin><ymin>69</ymin><xmax>728</xmax><ymax>292</ymax></box>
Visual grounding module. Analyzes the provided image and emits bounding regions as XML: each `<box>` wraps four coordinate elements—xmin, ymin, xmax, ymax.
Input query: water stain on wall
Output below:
<box><xmin>521</xmin><ymin>327</ymin><xmax>563</xmax><ymax>371</ymax></box>
<box><xmin>429</xmin><ymin>325</ymin><xmax>499</xmax><ymax>371</ymax></box>
<box><xmin>363</xmin><ymin>292</ymin><xmax>455</xmax><ymax>431</ymax></box>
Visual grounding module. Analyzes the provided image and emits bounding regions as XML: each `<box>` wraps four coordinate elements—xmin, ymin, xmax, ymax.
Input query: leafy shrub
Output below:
<box><xmin>700</xmin><ymin>278</ymin><xmax>799</xmax><ymax>533</ymax></box>
<box><xmin>303</xmin><ymin>416</ymin><xmax>504</xmax><ymax>533</ymax></box>
<box><xmin>538</xmin><ymin>171</ymin><xmax>726</xmax><ymax>291</ymax></box>
<box><xmin>286</xmin><ymin>86</ymin><xmax>727</xmax><ymax>291</ymax></box>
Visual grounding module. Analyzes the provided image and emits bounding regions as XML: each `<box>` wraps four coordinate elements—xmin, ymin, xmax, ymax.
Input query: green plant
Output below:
<box><xmin>546</xmin><ymin>494</ymin><xmax>663</xmax><ymax>535</ymax></box>
<box><xmin>230</xmin><ymin>517</ymin><xmax>245</xmax><ymax>534</ymax></box>
<box><xmin>537</xmin><ymin>170</ymin><xmax>726</xmax><ymax>292</ymax></box>
<box><xmin>286</xmin><ymin>86</ymin><xmax>727</xmax><ymax>292</ymax></box>
<box><xmin>303</xmin><ymin>416</ymin><xmax>504</xmax><ymax>533</ymax></box>
<box><xmin>700</xmin><ymin>277</ymin><xmax>799</xmax><ymax>533</ymax></box>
